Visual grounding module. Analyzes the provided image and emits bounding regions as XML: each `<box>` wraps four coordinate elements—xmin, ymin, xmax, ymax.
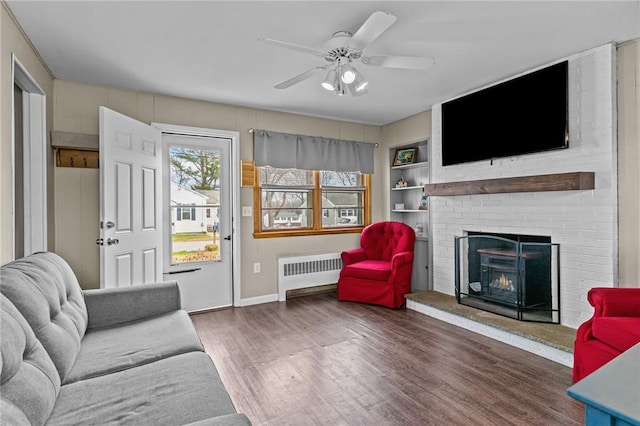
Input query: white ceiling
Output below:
<box><xmin>7</xmin><ymin>1</ymin><xmax>640</xmax><ymax>126</ymax></box>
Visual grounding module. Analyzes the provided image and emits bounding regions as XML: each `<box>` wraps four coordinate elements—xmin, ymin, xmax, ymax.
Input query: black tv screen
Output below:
<box><xmin>441</xmin><ymin>61</ymin><xmax>568</xmax><ymax>166</ymax></box>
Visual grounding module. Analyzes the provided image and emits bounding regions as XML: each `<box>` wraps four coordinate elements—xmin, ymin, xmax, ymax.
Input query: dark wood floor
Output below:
<box><xmin>191</xmin><ymin>292</ymin><xmax>584</xmax><ymax>425</ymax></box>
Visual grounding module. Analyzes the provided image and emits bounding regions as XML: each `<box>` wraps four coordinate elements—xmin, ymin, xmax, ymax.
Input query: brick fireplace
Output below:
<box><xmin>428</xmin><ymin>44</ymin><xmax>617</xmax><ymax>329</ymax></box>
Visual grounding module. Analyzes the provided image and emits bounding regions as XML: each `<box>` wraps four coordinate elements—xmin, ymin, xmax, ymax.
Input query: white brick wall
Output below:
<box><xmin>430</xmin><ymin>44</ymin><xmax>617</xmax><ymax>329</ymax></box>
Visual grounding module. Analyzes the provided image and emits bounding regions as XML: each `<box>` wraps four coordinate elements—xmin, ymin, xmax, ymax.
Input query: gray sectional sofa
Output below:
<box><xmin>0</xmin><ymin>252</ymin><xmax>250</xmax><ymax>426</ymax></box>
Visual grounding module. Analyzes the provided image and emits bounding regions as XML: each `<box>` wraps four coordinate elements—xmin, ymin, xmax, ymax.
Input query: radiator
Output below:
<box><xmin>277</xmin><ymin>253</ymin><xmax>342</xmax><ymax>301</ymax></box>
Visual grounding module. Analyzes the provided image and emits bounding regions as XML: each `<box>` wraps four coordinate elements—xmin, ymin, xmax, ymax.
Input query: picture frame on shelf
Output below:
<box><xmin>392</xmin><ymin>147</ymin><xmax>418</xmax><ymax>166</ymax></box>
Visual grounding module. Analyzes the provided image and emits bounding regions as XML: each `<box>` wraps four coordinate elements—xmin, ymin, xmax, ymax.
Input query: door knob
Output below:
<box><xmin>106</xmin><ymin>238</ymin><xmax>119</xmax><ymax>246</ymax></box>
<box><xmin>224</xmin><ymin>235</ymin><xmax>231</xmax><ymax>241</ymax></box>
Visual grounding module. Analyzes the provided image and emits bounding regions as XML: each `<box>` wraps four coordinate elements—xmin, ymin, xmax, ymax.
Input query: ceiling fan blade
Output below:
<box><xmin>348</xmin><ymin>11</ymin><xmax>397</xmax><ymax>51</ymax></box>
<box><xmin>362</xmin><ymin>55</ymin><xmax>435</xmax><ymax>70</ymax></box>
<box><xmin>274</xmin><ymin>67</ymin><xmax>323</xmax><ymax>89</ymax></box>
<box><xmin>260</xmin><ymin>38</ymin><xmax>326</xmax><ymax>57</ymax></box>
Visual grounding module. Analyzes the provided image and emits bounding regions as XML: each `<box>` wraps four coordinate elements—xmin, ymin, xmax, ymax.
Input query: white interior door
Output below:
<box><xmin>99</xmin><ymin>107</ymin><xmax>162</xmax><ymax>288</ymax></box>
<box><xmin>162</xmin><ymin>133</ymin><xmax>233</xmax><ymax>311</ymax></box>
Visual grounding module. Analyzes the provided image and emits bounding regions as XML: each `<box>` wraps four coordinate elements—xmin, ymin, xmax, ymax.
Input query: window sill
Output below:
<box><xmin>253</xmin><ymin>227</ymin><xmax>364</xmax><ymax>238</ymax></box>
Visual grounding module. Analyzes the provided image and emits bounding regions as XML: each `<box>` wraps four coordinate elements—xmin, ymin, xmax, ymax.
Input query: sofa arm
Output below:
<box><xmin>391</xmin><ymin>251</ymin><xmax>414</xmax><ymax>269</ymax></box>
<box><xmin>341</xmin><ymin>248</ymin><xmax>367</xmax><ymax>266</ymax></box>
<box><xmin>588</xmin><ymin>287</ymin><xmax>640</xmax><ymax>318</ymax></box>
<box><xmin>83</xmin><ymin>281</ymin><xmax>181</xmax><ymax>329</ymax></box>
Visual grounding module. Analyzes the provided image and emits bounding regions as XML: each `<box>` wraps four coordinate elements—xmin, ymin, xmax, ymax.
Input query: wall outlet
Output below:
<box><xmin>242</xmin><ymin>206</ymin><xmax>252</xmax><ymax>217</ymax></box>
<box><xmin>253</xmin><ymin>262</ymin><xmax>260</xmax><ymax>273</ymax></box>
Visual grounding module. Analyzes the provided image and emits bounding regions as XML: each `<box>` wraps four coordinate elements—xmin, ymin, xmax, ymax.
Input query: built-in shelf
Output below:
<box><xmin>391</xmin><ymin>185</ymin><xmax>423</xmax><ymax>191</ymax></box>
<box><xmin>391</xmin><ymin>161</ymin><xmax>428</xmax><ymax>171</ymax></box>
<box><xmin>424</xmin><ymin>172</ymin><xmax>595</xmax><ymax>196</ymax></box>
<box><xmin>389</xmin><ymin>139</ymin><xmax>431</xmax><ymax>292</ymax></box>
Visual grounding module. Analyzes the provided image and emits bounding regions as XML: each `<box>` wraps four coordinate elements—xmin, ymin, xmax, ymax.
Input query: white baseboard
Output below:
<box><xmin>406</xmin><ymin>299</ymin><xmax>574</xmax><ymax>368</ymax></box>
<box><xmin>236</xmin><ymin>293</ymin><xmax>278</xmax><ymax>307</ymax></box>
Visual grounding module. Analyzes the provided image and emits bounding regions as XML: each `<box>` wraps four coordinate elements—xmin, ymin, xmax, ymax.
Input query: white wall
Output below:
<box><xmin>430</xmin><ymin>44</ymin><xmax>617</xmax><ymax>329</ymax></box>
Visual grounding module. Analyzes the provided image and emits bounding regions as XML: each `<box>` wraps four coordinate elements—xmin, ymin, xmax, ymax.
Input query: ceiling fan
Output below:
<box><xmin>262</xmin><ymin>11</ymin><xmax>435</xmax><ymax>97</ymax></box>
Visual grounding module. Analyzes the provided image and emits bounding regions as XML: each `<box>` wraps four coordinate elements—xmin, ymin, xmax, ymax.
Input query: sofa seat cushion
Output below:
<box><xmin>342</xmin><ymin>260</ymin><xmax>391</xmax><ymax>281</ymax></box>
<box><xmin>48</xmin><ymin>352</ymin><xmax>237</xmax><ymax>426</ymax></box>
<box><xmin>64</xmin><ymin>310</ymin><xmax>204</xmax><ymax>384</ymax></box>
<box><xmin>592</xmin><ymin>317</ymin><xmax>640</xmax><ymax>353</ymax></box>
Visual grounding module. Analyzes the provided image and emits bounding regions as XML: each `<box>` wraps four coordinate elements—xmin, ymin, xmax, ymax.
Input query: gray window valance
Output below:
<box><xmin>253</xmin><ymin>129</ymin><xmax>374</xmax><ymax>174</ymax></box>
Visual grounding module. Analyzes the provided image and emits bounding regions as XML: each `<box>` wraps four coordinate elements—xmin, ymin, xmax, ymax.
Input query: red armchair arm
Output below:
<box><xmin>588</xmin><ymin>288</ymin><xmax>640</xmax><ymax>317</ymax></box>
<box><xmin>341</xmin><ymin>248</ymin><xmax>367</xmax><ymax>266</ymax></box>
<box><xmin>391</xmin><ymin>251</ymin><xmax>414</xmax><ymax>269</ymax></box>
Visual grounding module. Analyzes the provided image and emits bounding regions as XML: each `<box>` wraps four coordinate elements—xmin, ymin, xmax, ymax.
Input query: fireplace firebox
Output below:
<box><xmin>455</xmin><ymin>233</ymin><xmax>560</xmax><ymax>323</ymax></box>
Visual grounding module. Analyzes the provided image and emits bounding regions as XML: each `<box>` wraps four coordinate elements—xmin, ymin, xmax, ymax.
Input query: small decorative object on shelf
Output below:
<box><xmin>392</xmin><ymin>147</ymin><xmax>418</xmax><ymax>166</ymax></box>
<box><xmin>394</xmin><ymin>203</ymin><xmax>405</xmax><ymax>210</ymax></box>
<box><xmin>395</xmin><ymin>176</ymin><xmax>408</xmax><ymax>188</ymax></box>
<box><xmin>419</xmin><ymin>189</ymin><xmax>429</xmax><ymax>210</ymax></box>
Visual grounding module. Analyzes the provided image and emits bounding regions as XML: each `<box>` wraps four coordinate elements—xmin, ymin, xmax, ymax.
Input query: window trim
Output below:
<box><xmin>253</xmin><ymin>169</ymin><xmax>371</xmax><ymax>238</ymax></box>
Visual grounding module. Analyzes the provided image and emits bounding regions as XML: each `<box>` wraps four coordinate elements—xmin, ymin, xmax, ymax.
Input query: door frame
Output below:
<box><xmin>12</xmin><ymin>54</ymin><xmax>47</xmax><ymax>258</ymax></box>
<box><xmin>152</xmin><ymin>123</ymin><xmax>241</xmax><ymax>307</ymax></box>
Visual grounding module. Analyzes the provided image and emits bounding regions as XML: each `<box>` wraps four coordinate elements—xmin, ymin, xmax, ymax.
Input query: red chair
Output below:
<box><xmin>573</xmin><ymin>287</ymin><xmax>640</xmax><ymax>381</ymax></box>
<box><xmin>338</xmin><ymin>221</ymin><xmax>415</xmax><ymax>309</ymax></box>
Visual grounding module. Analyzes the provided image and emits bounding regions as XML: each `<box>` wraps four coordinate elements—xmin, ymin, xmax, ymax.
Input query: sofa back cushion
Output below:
<box><xmin>361</xmin><ymin>221</ymin><xmax>416</xmax><ymax>261</ymax></box>
<box><xmin>1</xmin><ymin>294</ymin><xmax>61</xmax><ymax>426</ymax></box>
<box><xmin>0</xmin><ymin>252</ymin><xmax>88</xmax><ymax>382</ymax></box>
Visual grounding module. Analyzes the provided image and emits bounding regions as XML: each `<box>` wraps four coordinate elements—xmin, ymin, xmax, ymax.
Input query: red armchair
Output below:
<box><xmin>573</xmin><ymin>287</ymin><xmax>640</xmax><ymax>382</ymax></box>
<box><xmin>338</xmin><ymin>221</ymin><xmax>415</xmax><ymax>309</ymax></box>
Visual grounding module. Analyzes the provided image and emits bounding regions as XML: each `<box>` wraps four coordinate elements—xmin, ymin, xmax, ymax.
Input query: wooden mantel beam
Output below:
<box><xmin>424</xmin><ymin>172</ymin><xmax>595</xmax><ymax>196</ymax></box>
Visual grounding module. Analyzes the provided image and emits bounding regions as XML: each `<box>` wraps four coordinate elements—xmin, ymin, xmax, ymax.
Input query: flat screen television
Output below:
<box><xmin>441</xmin><ymin>60</ymin><xmax>568</xmax><ymax>166</ymax></box>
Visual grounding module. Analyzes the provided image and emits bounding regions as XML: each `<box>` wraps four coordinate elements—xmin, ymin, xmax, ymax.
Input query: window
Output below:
<box><xmin>169</xmin><ymin>146</ymin><xmax>221</xmax><ymax>264</ymax></box>
<box><xmin>254</xmin><ymin>167</ymin><xmax>370</xmax><ymax>237</ymax></box>
<box><xmin>176</xmin><ymin>204</ymin><xmax>196</xmax><ymax>221</ymax></box>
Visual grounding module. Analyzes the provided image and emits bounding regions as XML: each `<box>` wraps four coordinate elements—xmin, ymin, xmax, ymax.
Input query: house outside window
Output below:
<box><xmin>254</xmin><ymin>166</ymin><xmax>370</xmax><ymax>237</ymax></box>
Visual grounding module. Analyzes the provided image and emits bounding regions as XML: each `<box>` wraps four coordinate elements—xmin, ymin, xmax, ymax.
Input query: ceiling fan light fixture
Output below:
<box><xmin>353</xmin><ymin>70</ymin><xmax>368</xmax><ymax>92</ymax></box>
<box><xmin>355</xmin><ymin>80</ymin><xmax>369</xmax><ymax>92</ymax></box>
<box><xmin>321</xmin><ymin>69</ymin><xmax>338</xmax><ymax>91</ymax></box>
<box><xmin>340</xmin><ymin>64</ymin><xmax>357</xmax><ymax>84</ymax></box>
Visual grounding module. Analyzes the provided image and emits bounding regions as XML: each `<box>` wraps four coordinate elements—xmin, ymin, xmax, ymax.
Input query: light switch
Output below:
<box><xmin>242</xmin><ymin>206</ymin><xmax>252</xmax><ymax>217</ymax></box>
